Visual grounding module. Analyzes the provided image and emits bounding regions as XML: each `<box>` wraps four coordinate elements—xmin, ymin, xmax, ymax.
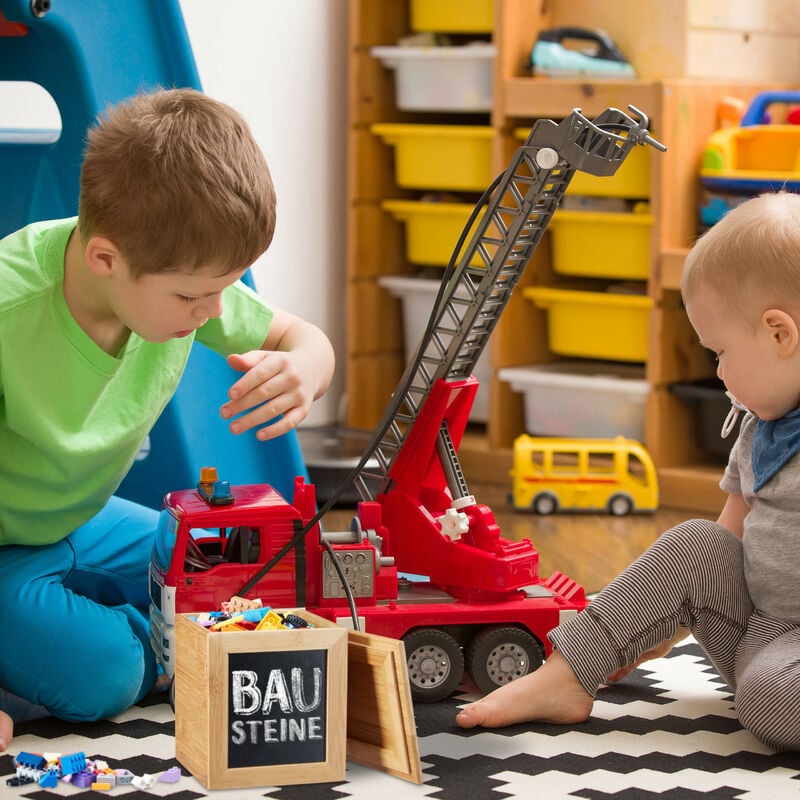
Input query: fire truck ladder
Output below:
<box><xmin>350</xmin><ymin>105</ymin><xmax>664</xmax><ymax>504</ymax></box>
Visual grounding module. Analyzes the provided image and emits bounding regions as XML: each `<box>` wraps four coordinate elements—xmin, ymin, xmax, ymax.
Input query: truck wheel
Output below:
<box><xmin>533</xmin><ymin>493</ymin><xmax>558</xmax><ymax>515</ymax></box>
<box><xmin>608</xmin><ymin>493</ymin><xmax>633</xmax><ymax>516</ymax></box>
<box><xmin>403</xmin><ymin>628</ymin><xmax>465</xmax><ymax>703</ymax></box>
<box><xmin>466</xmin><ymin>626</ymin><xmax>544</xmax><ymax>695</ymax></box>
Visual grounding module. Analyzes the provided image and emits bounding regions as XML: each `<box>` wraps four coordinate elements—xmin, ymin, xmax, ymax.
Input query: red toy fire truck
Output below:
<box><xmin>149</xmin><ymin>106</ymin><xmax>664</xmax><ymax>702</ymax></box>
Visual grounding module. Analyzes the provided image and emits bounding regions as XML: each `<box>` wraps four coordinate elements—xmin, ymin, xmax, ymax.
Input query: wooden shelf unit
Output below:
<box><xmin>345</xmin><ymin>0</ymin><xmax>791</xmax><ymax>513</ymax></box>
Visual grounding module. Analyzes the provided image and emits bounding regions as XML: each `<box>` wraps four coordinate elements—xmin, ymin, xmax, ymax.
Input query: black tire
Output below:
<box><xmin>533</xmin><ymin>492</ymin><xmax>558</xmax><ymax>515</ymax></box>
<box><xmin>608</xmin><ymin>493</ymin><xmax>633</xmax><ymax>516</ymax></box>
<box><xmin>403</xmin><ymin>628</ymin><xmax>465</xmax><ymax>703</ymax></box>
<box><xmin>466</xmin><ymin>626</ymin><xmax>544</xmax><ymax>695</ymax></box>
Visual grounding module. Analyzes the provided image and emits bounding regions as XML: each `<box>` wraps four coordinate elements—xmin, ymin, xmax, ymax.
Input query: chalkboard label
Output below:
<box><xmin>227</xmin><ymin>648</ymin><xmax>328</xmax><ymax>769</ymax></box>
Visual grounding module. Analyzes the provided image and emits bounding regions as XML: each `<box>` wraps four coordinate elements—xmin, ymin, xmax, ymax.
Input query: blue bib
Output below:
<box><xmin>751</xmin><ymin>407</ymin><xmax>800</xmax><ymax>492</ymax></box>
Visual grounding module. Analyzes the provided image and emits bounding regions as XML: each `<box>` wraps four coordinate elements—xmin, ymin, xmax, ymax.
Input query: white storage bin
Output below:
<box><xmin>370</xmin><ymin>44</ymin><xmax>497</xmax><ymax>112</ymax></box>
<box><xmin>498</xmin><ymin>362</ymin><xmax>649</xmax><ymax>440</ymax></box>
<box><xmin>378</xmin><ymin>275</ymin><xmax>490</xmax><ymax>422</ymax></box>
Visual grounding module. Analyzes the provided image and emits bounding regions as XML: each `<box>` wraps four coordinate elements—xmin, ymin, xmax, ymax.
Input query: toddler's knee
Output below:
<box><xmin>658</xmin><ymin>518</ymin><xmax>740</xmax><ymax>562</ymax></box>
<box><xmin>736</xmin><ymin>672</ymin><xmax>800</xmax><ymax>751</ymax></box>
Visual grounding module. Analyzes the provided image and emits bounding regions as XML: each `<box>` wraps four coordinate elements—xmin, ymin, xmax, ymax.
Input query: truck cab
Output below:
<box><xmin>148</xmin><ymin>469</ymin><xmax>317</xmax><ymax>677</ymax></box>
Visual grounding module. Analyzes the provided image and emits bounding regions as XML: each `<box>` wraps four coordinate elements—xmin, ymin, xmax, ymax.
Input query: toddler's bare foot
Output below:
<box><xmin>456</xmin><ymin>650</ymin><xmax>593</xmax><ymax>729</ymax></box>
<box><xmin>0</xmin><ymin>709</ymin><xmax>13</xmax><ymax>753</ymax></box>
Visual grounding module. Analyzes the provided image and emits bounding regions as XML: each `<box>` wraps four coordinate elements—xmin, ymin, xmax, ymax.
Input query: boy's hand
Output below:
<box><xmin>221</xmin><ymin>350</ymin><xmax>316</xmax><ymax>441</ymax></box>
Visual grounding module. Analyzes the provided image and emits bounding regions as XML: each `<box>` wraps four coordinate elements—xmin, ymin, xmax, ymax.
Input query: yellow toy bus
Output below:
<box><xmin>510</xmin><ymin>435</ymin><xmax>658</xmax><ymax>515</ymax></box>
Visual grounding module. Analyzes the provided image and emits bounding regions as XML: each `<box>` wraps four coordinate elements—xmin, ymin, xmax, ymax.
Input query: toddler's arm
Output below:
<box><xmin>716</xmin><ymin>492</ymin><xmax>748</xmax><ymax>538</ymax></box>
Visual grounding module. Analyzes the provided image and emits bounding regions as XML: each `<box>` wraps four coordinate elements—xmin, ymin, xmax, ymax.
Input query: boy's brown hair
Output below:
<box><xmin>682</xmin><ymin>191</ymin><xmax>800</xmax><ymax>323</ymax></box>
<box><xmin>78</xmin><ymin>88</ymin><xmax>276</xmax><ymax>278</ymax></box>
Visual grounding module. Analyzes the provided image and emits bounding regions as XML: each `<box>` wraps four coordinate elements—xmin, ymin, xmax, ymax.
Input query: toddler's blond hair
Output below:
<box><xmin>682</xmin><ymin>192</ymin><xmax>800</xmax><ymax>324</ymax></box>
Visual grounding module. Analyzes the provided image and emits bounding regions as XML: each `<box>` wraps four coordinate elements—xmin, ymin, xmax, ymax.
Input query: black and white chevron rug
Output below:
<box><xmin>4</xmin><ymin>638</ymin><xmax>800</xmax><ymax>798</ymax></box>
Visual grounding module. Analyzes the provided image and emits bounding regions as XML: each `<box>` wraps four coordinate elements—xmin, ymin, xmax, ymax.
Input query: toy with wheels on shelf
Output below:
<box><xmin>509</xmin><ymin>435</ymin><xmax>659</xmax><ymax>516</ymax></box>
<box><xmin>700</xmin><ymin>90</ymin><xmax>800</xmax><ymax>228</ymax></box>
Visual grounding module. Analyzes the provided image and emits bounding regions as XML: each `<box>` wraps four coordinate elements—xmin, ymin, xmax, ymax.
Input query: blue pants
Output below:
<box><xmin>0</xmin><ymin>497</ymin><xmax>159</xmax><ymax>722</ymax></box>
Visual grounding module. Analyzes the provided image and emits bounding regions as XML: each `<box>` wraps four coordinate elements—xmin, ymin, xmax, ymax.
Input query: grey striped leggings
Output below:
<box><xmin>549</xmin><ymin>519</ymin><xmax>800</xmax><ymax>751</ymax></box>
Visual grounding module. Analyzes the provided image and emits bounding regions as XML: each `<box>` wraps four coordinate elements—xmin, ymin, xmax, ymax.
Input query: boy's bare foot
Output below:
<box><xmin>0</xmin><ymin>709</ymin><xmax>13</xmax><ymax>753</ymax></box>
<box><xmin>456</xmin><ymin>650</ymin><xmax>593</xmax><ymax>729</ymax></box>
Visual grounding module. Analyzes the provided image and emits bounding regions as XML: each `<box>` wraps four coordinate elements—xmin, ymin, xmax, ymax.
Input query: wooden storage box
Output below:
<box><xmin>175</xmin><ymin>611</ymin><xmax>347</xmax><ymax>789</ymax></box>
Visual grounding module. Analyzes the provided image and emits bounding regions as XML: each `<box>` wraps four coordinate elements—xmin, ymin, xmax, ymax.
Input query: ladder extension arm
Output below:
<box><xmin>353</xmin><ymin>105</ymin><xmax>665</xmax><ymax>502</ymax></box>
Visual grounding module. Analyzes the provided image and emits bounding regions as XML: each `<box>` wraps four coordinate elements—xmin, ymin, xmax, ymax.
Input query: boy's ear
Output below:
<box><xmin>762</xmin><ymin>308</ymin><xmax>799</xmax><ymax>355</ymax></box>
<box><xmin>84</xmin><ymin>236</ymin><xmax>122</xmax><ymax>278</ymax></box>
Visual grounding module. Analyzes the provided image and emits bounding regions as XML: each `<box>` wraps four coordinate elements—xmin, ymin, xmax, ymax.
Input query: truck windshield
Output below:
<box><xmin>151</xmin><ymin>508</ymin><xmax>179</xmax><ymax>573</ymax></box>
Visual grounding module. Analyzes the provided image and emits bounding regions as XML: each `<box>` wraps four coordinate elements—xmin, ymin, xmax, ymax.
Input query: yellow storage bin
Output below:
<box><xmin>524</xmin><ymin>286</ymin><xmax>653</xmax><ymax>362</ymax></box>
<box><xmin>549</xmin><ymin>209</ymin><xmax>653</xmax><ymax>280</ymax></box>
<box><xmin>372</xmin><ymin>124</ymin><xmax>494</xmax><ymax>191</ymax></box>
<box><xmin>410</xmin><ymin>0</ymin><xmax>493</xmax><ymax>32</ymax></box>
<box><xmin>514</xmin><ymin>128</ymin><xmax>652</xmax><ymax>198</ymax></box>
<box><xmin>382</xmin><ymin>199</ymin><xmax>485</xmax><ymax>267</ymax></box>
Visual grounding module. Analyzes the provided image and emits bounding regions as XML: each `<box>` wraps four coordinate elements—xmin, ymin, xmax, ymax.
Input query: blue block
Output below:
<box><xmin>15</xmin><ymin>752</ymin><xmax>46</xmax><ymax>770</ymax></box>
<box><xmin>58</xmin><ymin>751</ymin><xmax>86</xmax><ymax>776</ymax></box>
<box><xmin>38</xmin><ymin>770</ymin><xmax>58</xmax><ymax>788</ymax></box>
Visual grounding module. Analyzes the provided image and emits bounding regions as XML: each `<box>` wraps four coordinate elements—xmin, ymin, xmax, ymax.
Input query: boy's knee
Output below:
<box><xmin>49</xmin><ymin>637</ymin><xmax>147</xmax><ymax>722</ymax></box>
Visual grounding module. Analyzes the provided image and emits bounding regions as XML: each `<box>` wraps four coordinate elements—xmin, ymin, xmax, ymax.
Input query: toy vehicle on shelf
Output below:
<box><xmin>149</xmin><ymin>105</ymin><xmax>665</xmax><ymax>702</ymax></box>
<box><xmin>509</xmin><ymin>435</ymin><xmax>658</xmax><ymax>515</ymax></box>
<box><xmin>700</xmin><ymin>90</ymin><xmax>800</xmax><ymax>226</ymax></box>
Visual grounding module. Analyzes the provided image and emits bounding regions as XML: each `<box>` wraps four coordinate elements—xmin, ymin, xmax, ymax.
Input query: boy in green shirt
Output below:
<box><xmin>0</xmin><ymin>88</ymin><xmax>335</xmax><ymax>751</ymax></box>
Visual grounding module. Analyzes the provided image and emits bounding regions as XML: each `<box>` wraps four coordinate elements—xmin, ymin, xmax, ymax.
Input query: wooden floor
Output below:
<box><xmin>323</xmin><ymin>482</ymin><xmax>717</xmax><ymax>596</ymax></box>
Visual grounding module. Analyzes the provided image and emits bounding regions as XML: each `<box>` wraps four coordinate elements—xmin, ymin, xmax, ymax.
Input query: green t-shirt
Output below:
<box><xmin>0</xmin><ymin>218</ymin><xmax>273</xmax><ymax>546</ymax></box>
